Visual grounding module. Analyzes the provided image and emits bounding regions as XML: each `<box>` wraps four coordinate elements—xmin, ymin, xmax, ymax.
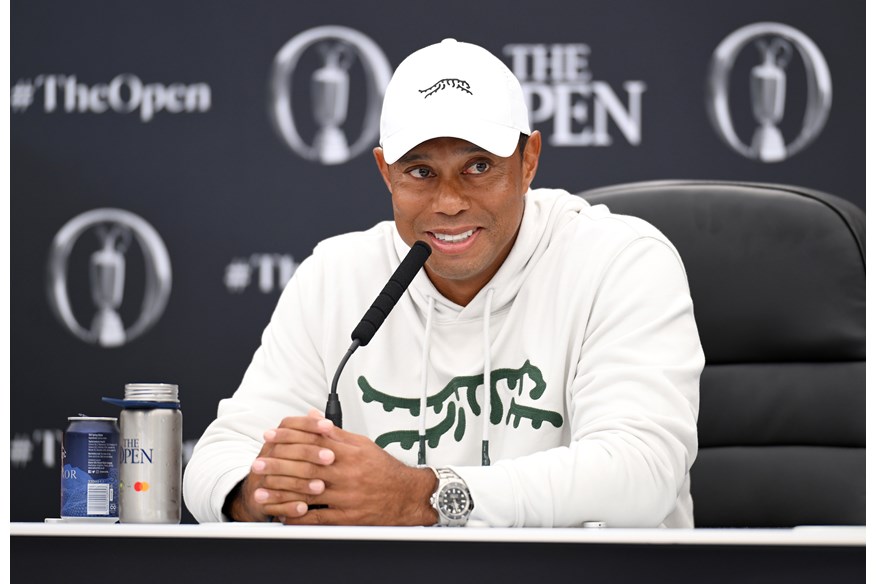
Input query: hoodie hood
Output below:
<box><xmin>392</xmin><ymin>188</ymin><xmax>590</xmax><ymax>322</ymax></box>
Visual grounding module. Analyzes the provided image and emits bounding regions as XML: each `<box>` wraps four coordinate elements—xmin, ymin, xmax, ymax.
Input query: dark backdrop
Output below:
<box><xmin>10</xmin><ymin>0</ymin><xmax>864</xmax><ymax>522</ymax></box>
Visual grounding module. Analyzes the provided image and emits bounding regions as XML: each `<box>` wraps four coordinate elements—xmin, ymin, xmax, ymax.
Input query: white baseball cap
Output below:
<box><xmin>379</xmin><ymin>38</ymin><xmax>531</xmax><ymax>164</ymax></box>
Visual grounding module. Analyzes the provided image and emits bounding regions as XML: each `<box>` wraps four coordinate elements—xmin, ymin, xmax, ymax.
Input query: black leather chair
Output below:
<box><xmin>579</xmin><ymin>180</ymin><xmax>865</xmax><ymax>527</ymax></box>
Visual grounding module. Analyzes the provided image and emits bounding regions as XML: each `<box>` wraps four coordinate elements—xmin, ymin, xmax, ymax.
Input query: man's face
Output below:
<box><xmin>374</xmin><ymin>131</ymin><xmax>541</xmax><ymax>306</ymax></box>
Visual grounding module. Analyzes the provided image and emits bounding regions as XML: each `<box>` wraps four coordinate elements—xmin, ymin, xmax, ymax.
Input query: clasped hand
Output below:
<box><xmin>234</xmin><ymin>409</ymin><xmax>436</xmax><ymax>526</ymax></box>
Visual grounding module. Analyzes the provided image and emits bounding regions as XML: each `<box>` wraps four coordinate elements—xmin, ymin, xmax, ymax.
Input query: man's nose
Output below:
<box><xmin>431</xmin><ymin>180</ymin><xmax>470</xmax><ymax>215</ymax></box>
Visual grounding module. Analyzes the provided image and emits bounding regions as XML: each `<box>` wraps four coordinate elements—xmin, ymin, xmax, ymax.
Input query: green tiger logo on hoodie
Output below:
<box><xmin>358</xmin><ymin>360</ymin><xmax>563</xmax><ymax>450</ymax></box>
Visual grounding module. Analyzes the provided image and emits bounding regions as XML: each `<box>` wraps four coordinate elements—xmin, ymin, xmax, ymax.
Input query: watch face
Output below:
<box><xmin>439</xmin><ymin>482</ymin><xmax>471</xmax><ymax>519</ymax></box>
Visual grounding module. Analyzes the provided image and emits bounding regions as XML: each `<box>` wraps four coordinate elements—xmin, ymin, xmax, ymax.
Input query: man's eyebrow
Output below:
<box><xmin>396</xmin><ymin>144</ymin><xmax>490</xmax><ymax>165</ymax></box>
<box><xmin>396</xmin><ymin>151</ymin><xmax>430</xmax><ymax>164</ymax></box>
<box><xmin>461</xmin><ymin>145</ymin><xmax>490</xmax><ymax>155</ymax></box>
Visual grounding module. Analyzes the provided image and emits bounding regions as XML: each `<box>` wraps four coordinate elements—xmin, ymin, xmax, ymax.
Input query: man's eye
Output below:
<box><xmin>407</xmin><ymin>167</ymin><xmax>433</xmax><ymax>179</ymax></box>
<box><xmin>464</xmin><ymin>161</ymin><xmax>490</xmax><ymax>175</ymax></box>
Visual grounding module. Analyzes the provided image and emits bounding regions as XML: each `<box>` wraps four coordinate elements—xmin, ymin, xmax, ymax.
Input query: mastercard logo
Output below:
<box><xmin>134</xmin><ymin>481</ymin><xmax>150</xmax><ymax>492</ymax></box>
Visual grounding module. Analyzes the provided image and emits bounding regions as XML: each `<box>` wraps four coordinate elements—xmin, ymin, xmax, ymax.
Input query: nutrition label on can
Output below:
<box><xmin>62</xmin><ymin>428</ymin><xmax>119</xmax><ymax>518</ymax></box>
<box><xmin>87</xmin><ymin>433</ymin><xmax>117</xmax><ymax>478</ymax></box>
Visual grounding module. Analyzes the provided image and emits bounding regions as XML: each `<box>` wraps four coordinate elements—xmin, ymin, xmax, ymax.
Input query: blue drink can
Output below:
<box><xmin>61</xmin><ymin>416</ymin><xmax>120</xmax><ymax>520</ymax></box>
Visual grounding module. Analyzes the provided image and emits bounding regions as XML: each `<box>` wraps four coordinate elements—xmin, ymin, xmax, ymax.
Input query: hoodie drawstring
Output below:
<box><xmin>416</xmin><ymin>290</ymin><xmax>494</xmax><ymax>468</ymax></box>
<box><xmin>417</xmin><ymin>296</ymin><xmax>435</xmax><ymax>465</ymax></box>
<box><xmin>481</xmin><ymin>288</ymin><xmax>494</xmax><ymax>466</ymax></box>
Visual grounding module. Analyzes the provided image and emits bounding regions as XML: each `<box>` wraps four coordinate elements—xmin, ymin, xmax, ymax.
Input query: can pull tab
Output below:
<box><xmin>102</xmin><ymin>397</ymin><xmax>181</xmax><ymax>409</ymax></box>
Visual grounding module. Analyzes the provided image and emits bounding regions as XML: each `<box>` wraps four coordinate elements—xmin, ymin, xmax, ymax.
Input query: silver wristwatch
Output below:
<box><xmin>429</xmin><ymin>467</ymin><xmax>473</xmax><ymax>527</ymax></box>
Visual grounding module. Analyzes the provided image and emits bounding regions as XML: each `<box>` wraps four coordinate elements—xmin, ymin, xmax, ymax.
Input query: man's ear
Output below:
<box><xmin>373</xmin><ymin>147</ymin><xmax>393</xmax><ymax>194</ymax></box>
<box><xmin>521</xmin><ymin>130</ymin><xmax>542</xmax><ymax>191</ymax></box>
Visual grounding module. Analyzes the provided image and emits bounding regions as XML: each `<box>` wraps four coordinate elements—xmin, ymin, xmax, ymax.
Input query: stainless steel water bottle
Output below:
<box><xmin>105</xmin><ymin>383</ymin><xmax>182</xmax><ymax>524</ymax></box>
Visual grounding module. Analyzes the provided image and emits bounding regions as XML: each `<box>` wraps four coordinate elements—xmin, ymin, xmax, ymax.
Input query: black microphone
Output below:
<box><xmin>351</xmin><ymin>240</ymin><xmax>432</xmax><ymax>346</ymax></box>
<box><xmin>324</xmin><ymin>241</ymin><xmax>432</xmax><ymax>427</ymax></box>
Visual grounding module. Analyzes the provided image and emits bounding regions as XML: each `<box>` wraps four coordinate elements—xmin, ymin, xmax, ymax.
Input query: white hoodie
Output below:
<box><xmin>183</xmin><ymin>188</ymin><xmax>704</xmax><ymax>527</ymax></box>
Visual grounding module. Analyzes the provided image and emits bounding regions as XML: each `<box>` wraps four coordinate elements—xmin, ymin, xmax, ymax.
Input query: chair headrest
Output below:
<box><xmin>579</xmin><ymin>180</ymin><xmax>865</xmax><ymax>363</ymax></box>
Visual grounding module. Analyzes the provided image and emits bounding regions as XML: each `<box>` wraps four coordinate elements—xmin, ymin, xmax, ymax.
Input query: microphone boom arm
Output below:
<box><xmin>324</xmin><ymin>339</ymin><xmax>360</xmax><ymax>428</ymax></box>
<box><xmin>323</xmin><ymin>241</ymin><xmax>431</xmax><ymax>428</ymax></box>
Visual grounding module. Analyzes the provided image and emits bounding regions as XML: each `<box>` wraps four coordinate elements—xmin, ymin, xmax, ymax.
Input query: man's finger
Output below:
<box><xmin>277</xmin><ymin>416</ymin><xmax>319</xmax><ymax>434</ymax></box>
<box><xmin>313</xmin><ymin>418</ymin><xmax>365</xmax><ymax>446</ymax></box>
<box><xmin>257</xmin><ymin>443</ymin><xmax>333</xmax><ymax>465</ymax></box>
<box><xmin>259</xmin><ymin>475</ymin><xmax>326</xmax><ymax>496</ymax></box>
<box><xmin>280</xmin><ymin>506</ymin><xmax>350</xmax><ymax>526</ymax></box>
<box><xmin>251</xmin><ymin>457</ymin><xmax>329</xmax><ymax>479</ymax></box>
<box><xmin>262</xmin><ymin>500</ymin><xmax>310</xmax><ymax>519</ymax></box>
<box><xmin>263</xmin><ymin>427</ymin><xmax>324</xmax><ymax>445</ymax></box>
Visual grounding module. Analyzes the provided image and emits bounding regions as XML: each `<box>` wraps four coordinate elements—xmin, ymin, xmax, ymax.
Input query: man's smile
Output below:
<box><xmin>426</xmin><ymin>228</ymin><xmax>482</xmax><ymax>254</ymax></box>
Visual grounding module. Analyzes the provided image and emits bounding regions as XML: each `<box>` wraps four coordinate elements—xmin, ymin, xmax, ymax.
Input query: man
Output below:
<box><xmin>183</xmin><ymin>39</ymin><xmax>703</xmax><ymax>527</ymax></box>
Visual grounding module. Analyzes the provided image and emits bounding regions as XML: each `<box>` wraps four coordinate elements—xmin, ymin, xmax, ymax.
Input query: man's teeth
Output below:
<box><xmin>434</xmin><ymin>229</ymin><xmax>475</xmax><ymax>243</ymax></box>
